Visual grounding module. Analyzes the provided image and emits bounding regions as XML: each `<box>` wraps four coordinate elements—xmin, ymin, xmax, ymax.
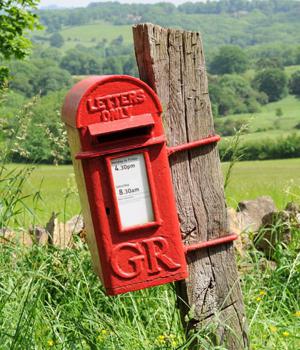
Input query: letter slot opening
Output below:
<box><xmin>88</xmin><ymin>114</ymin><xmax>154</xmax><ymax>144</ymax></box>
<box><xmin>96</xmin><ymin>125</ymin><xmax>153</xmax><ymax>144</ymax></box>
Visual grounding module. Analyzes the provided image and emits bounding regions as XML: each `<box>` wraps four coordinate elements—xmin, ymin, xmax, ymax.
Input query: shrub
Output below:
<box><xmin>49</xmin><ymin>32</ymin><xmax>64</xmax><ymax>48</ymax></box>
<box><xmin>252</xmin><ymin>68</ymin><xmax>288</xmax><ymax>102</ymax></box>
<box><xmin>215</xmin><ymin>118</ymin><xmax>248</xmax><ymax>137</ymax></box>
<box><xmin>9</xmin><ymin>91</ymin><xmax>70</xmax><ymax>164</ymax></box>
<box><xmin>289</xmin><ymin>71</ymin><xmax>300</xmax><ymax>97</ymax></box>
<box><xmin>209</xmin><ymin>74</ymin><xmax>262</xmax><ymax>116</ymax></box>
<box><xmin>209</xmin><ymin>45</ymin><xmax>248</xmax><ymax>75</ymax></box>
<box><xmin>220</xmin><ymin>134</ymin><xmax>300</xmax><ymax>161</ymax></box>
<box><xmin>275</xmin><ymin>107</ymin><xmax>283</xmax><ymax>117</ymax></box>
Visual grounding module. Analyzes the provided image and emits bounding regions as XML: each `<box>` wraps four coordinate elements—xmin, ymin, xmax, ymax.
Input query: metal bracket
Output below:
<box><xmin>184</xmin><ymin>234</ymin><xmax>238</xmax><ymax>253</ymax></box>
<box><xmin>167</xmin><ymin>135</ymin><xmax>221</xmax><ymax>156</ymax></box>
<box><xmin>167</xmin><ymin>133</ymin><xmax>235</xmax><ymax>253</ymax></box>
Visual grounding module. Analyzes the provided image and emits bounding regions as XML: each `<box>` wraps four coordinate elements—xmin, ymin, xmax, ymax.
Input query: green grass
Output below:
<box><xmin>223</xmin><ymin>158</ymin><xmax>300</xmax><ymax>209</ymax></box>
<box><xmin>5</xmin><ymin>158</ymin><xmax>300</xmax><ymax>227</ymax></box>
<box><xmin>60</xmin><ymin>21</ymin><xmax>132</xmax><ymax>44</ymax></box>
<box><xmin>0</xmin><ymin>159</ymin><xmax>299</xmax><ymax>349</ymax></box>
<box><xmin>34</xmin><ymin>21</ymin><xmax>132</xmax><ymax>51</ymax></box>
<box><xmin>240</xmin><ymin>232</ymin><xmax>300</xmax><ymax>350</ymax></box>
<box><xmin>0</xmin><ymin>235</ymin><xmax>299</xmax><ymax>349</ymax></box>
<box><xmin>7</xmin><ymin>164</ymin><xmax>80</xmax><ymax>227</ymax></box>
<box><xmin>0</xmin><ymin>243</ymin><xmax>186</xmax><ymax>349</ymax></box>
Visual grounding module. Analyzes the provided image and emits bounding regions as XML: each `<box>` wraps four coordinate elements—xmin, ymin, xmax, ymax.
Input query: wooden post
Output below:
<box><xmin>133</xmin><ymin>24</ymin><xmax>249</xmax><ymax>349</ymax></box>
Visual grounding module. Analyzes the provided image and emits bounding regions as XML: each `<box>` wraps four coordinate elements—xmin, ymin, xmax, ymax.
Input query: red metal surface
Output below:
<box><xmin>88</xmin><ymin>113</ymin><xmax>154</xmax><ymax>136</ymax></box>
<box><xmin>167</xmin><ymin>135</ymin><xmax>221</xmax><ymax>156</ymax></box>
<box><xmin>62</xmin><ymin>75</ymin><xmax>188</xmax><ymax>295</ymax></box>
<box><xmin>75</xmin><ymin>135</ymin><xmax>166</xmax><ymax>159</ymax></box>
<box><xmin>184</xmin><ymin>234</ymin><xmax>238</xmax><ymax>253</ymax></box>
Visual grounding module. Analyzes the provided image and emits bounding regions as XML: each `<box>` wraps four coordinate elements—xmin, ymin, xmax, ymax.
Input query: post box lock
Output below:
<box><xmin>62</xmin><ymin>75</ymin><xmax>236</xmax><ymax>295</ymax></box>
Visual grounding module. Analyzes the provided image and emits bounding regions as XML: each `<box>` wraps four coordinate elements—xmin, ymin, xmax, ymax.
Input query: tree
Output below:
<box><xmin>102</xmin><ymin>57</ymin><xmax>123</xmax><ymax>75</ymax></box>
<box><xmin>111</xmin><ymin>35</ymin><xmax>124</xmax><ymax>46</ymax></box>
<box><xmin>0</xmin><ymin>0</ymin><xmax>41</xmax><ymax>85</ymax></box>
<box><xmin>60</xmin><ymin>48</ymin><xmax>102</xmax><ymax>75</ymax></box>
<box><xmin>209</xmin><ymin>74</ymin><xmax>264</xmax><ymax>116</ymax></box>
<box><xmin>289</xmin><ymin>71</ymin><xmax>300</xmax><ymax>97</ymax></box>
<box><xmin>209</xmin><ymin>45</ymin><xmax>248</xmax><ymax>75</ymax></box>
<box><xmin>38</xmin><ymin>47</ymin><xmax>62</xmax><ymax>63</ymax></box>
<box><xmin>8</xmin><ymin>60</ymin><xmax>39</xmax><ymax>97</ymax></box>
<box><xmin>255</xmin><ymin>57</ymin><xmax>283</xmax><ymax>70</ymax></box>
<box><xmin>8</xmin><ymin>59</ymin><xmax>72</xmax><ymax>97</ymax></box>
<box><xmin>253</xmin><ymin>68</ymin><xmax>287</xmax><ymax>102</ymax></box>
<box><xmin>34</xmin><ymin>66</ymin><xmax>73</xmax><ymax>96</ymax></box>
<box><xmin>123</xmin><ymin>56</ymin><xmax>138</xmax><ymax>76</ymax></box>
<box><xmin>295</xmin><ymin>47</ymin><xmax>300</xmax><ymax>65</ymax></box>
<box><xmin>49</xmin><ymin>32</ymin><xmax>64</xmax><ymax>48</ymax></box>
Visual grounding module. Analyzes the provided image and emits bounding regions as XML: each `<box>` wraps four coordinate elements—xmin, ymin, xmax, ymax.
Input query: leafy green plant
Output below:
<box><xmin>221</xmin><ymin>121</ymin><xmax>250</xmax><ymax>190</ymax></box>
<box><xmin>0</xmin><ymin>92</ymin><xmax>39</xmax><ymax>229</ymax></box>
<box><xmin>0</xmin><ymin>0</ymin><xmax>41</xmax><ymax>83</ymax></box>
<box><xmin>241</xmin><ymin>218</ymin><xmax>300</xmax><ymax>350</ymax></box>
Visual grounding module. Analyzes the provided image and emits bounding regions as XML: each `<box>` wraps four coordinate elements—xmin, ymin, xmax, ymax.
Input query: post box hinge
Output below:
<box><xmin>167</xmin><ymin>134</ymin><xmax>220</xmax><ymax>156</ymax></box>
<box><xmin>184</xmin><ymin>234</ymin><xmax>238</xmax><ymax>253</ymax></box>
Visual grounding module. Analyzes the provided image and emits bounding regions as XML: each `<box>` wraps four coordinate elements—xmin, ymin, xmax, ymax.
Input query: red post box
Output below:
<box><xmin>62</xmin><ymin>75</ymin><xmax>188</xmax><ymax>295</ymax></box>
<box><xmin>62</xmin><ymin>75</ymin><xmax>237</xmax><ymax>295</ymax></box>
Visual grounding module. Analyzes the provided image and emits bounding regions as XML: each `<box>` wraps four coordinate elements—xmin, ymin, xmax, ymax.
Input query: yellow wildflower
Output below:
<box><xmin>97</xmin><ymin>329</ymin><xmax>109</xmax><ymax>342</ymax></box>
<box><xmin>256</xmin><ymin>296</ymin><xmax>262</xmax><ymax>302</ymax></box>
<box><xmin>259</xmin><ymin>290</ymin><xmax>266</xmax><ymax>296</ymax></box>
<box><xmin>171</xmin><ymin>340</ymin><xmax>178</xmax><ymax>347</ymax></box>
<box><xmin>294</xmin><ymin>311</ymin><xmax>300</xmax><ymax>317</ymax></box>
<box><xmin>157</xmin><ymin>335</ymin><xmax>166</xmax><ymax>343</ymax></box>
<box><xmin>270</xmin><ymin>326</ymin><xmax>277</xmax><ymax>333</ymax></box>
<box><xmin>282</xmin><ymin>331</ymin><xmax>290</xmax><ymax>337</ymax></box>
<box><xmin>47</xmin><ymin>339</ymin><xmax>54</xmax><ymax>347</ymax></box>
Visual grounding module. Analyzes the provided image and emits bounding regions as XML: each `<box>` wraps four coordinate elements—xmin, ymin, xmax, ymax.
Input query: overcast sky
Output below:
<box><xmin>39</xmin><ymin>0</ymin><xmax>204</xmax><ymax>8</ymax></box>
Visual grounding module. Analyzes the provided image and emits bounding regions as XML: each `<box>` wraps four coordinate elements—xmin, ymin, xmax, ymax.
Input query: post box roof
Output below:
<box><xmin>62</xmin><ymin>75</ymin><xmax>163</xmax><ymax>128</ymax></box>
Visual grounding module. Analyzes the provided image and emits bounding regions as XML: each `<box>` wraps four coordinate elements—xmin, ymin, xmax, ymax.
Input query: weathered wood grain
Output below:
<box><xmin>133</xmin><ymin>23</ymin><xmax>249</xmax><ymax>349</ymax></box>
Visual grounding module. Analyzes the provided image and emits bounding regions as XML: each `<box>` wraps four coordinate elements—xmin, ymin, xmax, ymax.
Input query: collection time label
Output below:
<box><xmin>111</xmin><ymin>153</ymin><xmax>154</xmax><ymax>228</ymax></box>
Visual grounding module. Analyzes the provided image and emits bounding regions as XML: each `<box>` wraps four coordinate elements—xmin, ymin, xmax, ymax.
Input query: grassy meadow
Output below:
<box><xmin>2</xmin><ymin>2</ymin><xmax>300</xmax><ymax>348</ymax></box>
<box><xmin>1</xmin><ymin>158</ymin><xmax>300</xmax><ymax>349</ymax></box>
<box><xmin>221</xmin><ymin>81</ymin><xmax>300</xmax><ymax>144</ymax></box>
<box><xmin>60</xmin><ymin>21</ymin><xmax>133</xmax><ymax>49</ymax></box>
<box><xmin>10</xmin><ymin>158</ymin><xmax>300</xmax><ymax>227</ymax></box>
<box><xmin>34</xmin><ymin>21</ymin><xmax>133</xmax><ymax>51</ymax></box>
<box><xmin>224</xmin><ymin>158</ymin><xmax>300</xmax><ymax>208</ymax></box>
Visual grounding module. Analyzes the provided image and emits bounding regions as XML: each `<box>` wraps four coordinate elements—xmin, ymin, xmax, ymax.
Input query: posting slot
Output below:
<box><xmin>96</xmin><ymin>125</ymin><xmax>152</xmax><ymax>144</ymax></box>
<box><xmin>88</xmin><ymin>113</ymin><xmax>155</xmax><ymax>145</ymax></box>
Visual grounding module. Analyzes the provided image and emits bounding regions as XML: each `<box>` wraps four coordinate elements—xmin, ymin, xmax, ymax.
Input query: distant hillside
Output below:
<box><xmin>36</xmin><ymin>0</ymin><xmax>300</xmax><ymax>57</ymax></box>
<box><xmin>2</xmin><ymin>0</ymin><xmax>300</xmax><ymax>164</ymax></box>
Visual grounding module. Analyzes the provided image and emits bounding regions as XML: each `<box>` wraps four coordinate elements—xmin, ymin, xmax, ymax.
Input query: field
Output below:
<box><xmin>221</xmin><ymin>79</ymin><xmax>300</xmax><ymax>143</ymax></box>
<box><xmin>1</xmin><ymin>158</ymin><xmax>300</xmax><ymax>349</ymax></box>
<box><xmin>226</xmin><ymin>95</ymin><xmax>300</xmax><ymax>135</ymax></box>
<box><xmin>34</xmin><ymin>21</ymin><xmax>133</xmax><ymax>51</ymax></box>
<box><xmin>7</xmin><ymin>158</ymin><xmax>300</xmax><ymax>227</ymax></box>
<box><xmin>220</xmin><ymin>66</ymin><xmax>300</xmax><ymax>144</ymax></box>
<box><xmin>224</xmin><ymin>158</ymin><xmax>300</xmax><ymax>208</ymax></box>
